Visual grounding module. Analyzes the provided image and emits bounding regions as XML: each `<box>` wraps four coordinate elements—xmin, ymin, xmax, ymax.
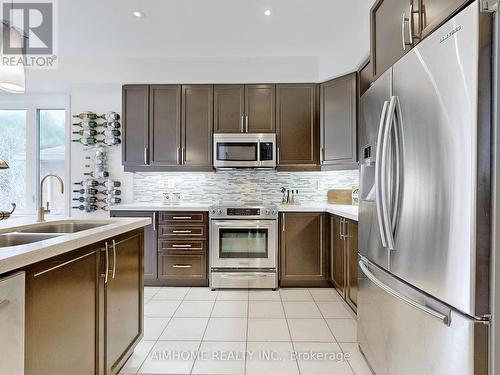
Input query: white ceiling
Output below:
<box><xmin>59</xmin><ymin>0</ymin><xmax>372</xmax><ymax>60</ymax></box>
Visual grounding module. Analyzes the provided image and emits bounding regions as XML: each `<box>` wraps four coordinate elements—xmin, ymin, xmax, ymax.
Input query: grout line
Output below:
<box><xmin>190</xmin><ymin>289</ymin><xmax>218</xmax><ymax>375</ymax></box>
<box><xmin>280</xmin><ymin>290</ymin><xmax>302</xmax><ymax>375</ymax></box>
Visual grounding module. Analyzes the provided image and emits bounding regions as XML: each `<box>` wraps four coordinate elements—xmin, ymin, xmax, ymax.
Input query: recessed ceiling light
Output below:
<box><xmin>132</xmin><ymin>10</ymin><xmax>144</xmax><ymax>18</ymax></box>
<box><xmin>264</xmin><ymin>9</ymin><xmax>271</xmax><ymax>16</ymax></box>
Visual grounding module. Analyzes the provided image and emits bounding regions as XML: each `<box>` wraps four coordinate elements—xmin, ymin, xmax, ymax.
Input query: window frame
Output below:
<box><xmin>0</xmin><ymin>95</ymin><xmax>70</xmax><ymax>216</ymax></box>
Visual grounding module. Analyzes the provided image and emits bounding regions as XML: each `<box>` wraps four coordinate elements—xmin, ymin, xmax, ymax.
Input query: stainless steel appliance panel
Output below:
<box><xmin>390</xmin><ymin>3</ymin><xmax>481</xmax><ymax>316</ymax></box>
<box><xmin>210</xmin><ymin>219</ymin><xmax>277</xmax><ymax>269</ymax></box>
<box><xmin>359</xmin><ymin>68</ymin><xmax>392</xmax><ymax>270</ymax></box>
<box><xmin>358</xmin><ymin>257</ymin><xmax>488</xmax><ymax>375</ymax></box>
<box><xmin>213</xmin><ymin>133</ymin><xmax>276</xmax><ymax>169</ymax></box>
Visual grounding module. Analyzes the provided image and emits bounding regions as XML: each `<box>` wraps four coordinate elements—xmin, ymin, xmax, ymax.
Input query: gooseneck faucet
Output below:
<box><xmin>38</xmin><ymin>174</ymin><xmax>64</xmax><ymax>222</ymax></box>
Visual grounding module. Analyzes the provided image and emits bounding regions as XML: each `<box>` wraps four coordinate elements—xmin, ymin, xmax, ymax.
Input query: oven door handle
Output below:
<box><xmin>219</xmin><ymin>273</ymin><xmax>268</xmax><ymax>280</ymax></box>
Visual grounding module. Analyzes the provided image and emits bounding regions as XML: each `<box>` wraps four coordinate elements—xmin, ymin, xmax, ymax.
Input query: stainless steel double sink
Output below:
<box><xmin>0</xmin><ymin>222</ymin><xmax>107</xmax><ymax>248</ymax></box>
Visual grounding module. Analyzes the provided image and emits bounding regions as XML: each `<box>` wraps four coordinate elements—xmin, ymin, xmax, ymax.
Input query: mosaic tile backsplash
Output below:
<box><xmin>133</xmin><ymin>170</ymin><xmax>359</xmax><ymax>205</ymax></box>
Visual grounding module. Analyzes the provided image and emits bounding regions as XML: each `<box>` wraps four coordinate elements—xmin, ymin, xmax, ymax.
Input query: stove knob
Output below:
<box><xmin>272</xmin><ymin>210</ymin><xmax>277</xmax><ymax>215</ymax></box>
<box><xmin>210</xmin><ymin>209</ymin><xmax>217</xmax><ymax>215</ymax></box>
<box><xmin>217</xmin><ymin>209</ymin><xmax>223</xmax><ymax>215</ymax></box>
<box><xmin>265</xmin><ymin>209</ymin><xmax>271</xmax><ymax>215</ymax></box>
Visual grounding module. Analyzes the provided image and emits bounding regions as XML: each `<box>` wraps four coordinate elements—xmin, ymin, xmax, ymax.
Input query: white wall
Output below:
<box><xmin>69</xmin><ymin>89</ymin><xmax>134</xmax><ymax>218</ymax></box>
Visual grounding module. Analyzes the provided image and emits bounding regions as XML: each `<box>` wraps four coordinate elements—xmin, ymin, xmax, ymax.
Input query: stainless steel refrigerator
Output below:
<box><xmin>357</xmin><ymin>2</ymin><xmax>494</xmax><ymax>374</ymax></box>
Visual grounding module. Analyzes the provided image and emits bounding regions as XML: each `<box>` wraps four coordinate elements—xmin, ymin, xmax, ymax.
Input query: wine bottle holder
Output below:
<box><xmin>72</xmin><ymin>114</ymin><xmax>122</xmax><ymax>213</ymax></box>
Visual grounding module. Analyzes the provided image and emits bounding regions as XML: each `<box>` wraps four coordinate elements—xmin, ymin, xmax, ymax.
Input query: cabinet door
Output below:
<box><xmin>280</xmin><ymin>212</ymin><xmax>326</xmax><ymax>284</ymax></box>
<box><xmin>122</xmin><ymin>85</ymin><xmax>149</xmax><ymax>168</ymax></box>
<box><xmin>371</xmin><ymin>0</ymin><xmax>416</xmax><ymax>78</ymax></box>
<box><xmin>25</xmin><ymin>246</ymin><xmax>101</xmax><ymax>375</ymax></box>
<box><xmin>149</xmin><ymin>85</ymin><xmax>181</xmax><ymax>167</ymax></box>
<box><xmin>420</xmin><ymin>0</ymin><xmax>467</xmax><ymax>38</ymax></box>
<box><xmin>359</xmin><ymin>59</ymin><xmax>373</xmax><ymax>97</ymax></box>
<box><xmin>329</xmin><ymin>215</ymin><xmax>346</xmax><ymax>296</ymax></box>
<box><xmin>320</xmin><ymin>74</ymin><xmax>357</xmax><ymax>168</ymax></box>
<box><xmin>245</xmin><ymin>84</ymin><xmax>276</xmax><ymax>133</ymax></box>
<box><xmin>106</xmin><ymin>230</ymin><xmax>144</xmax><ymax>375</ymax></box>
<box><xmin>182</xmin><ymin>85</ymin><xmax>214</xmax><ymax>169</ymax></box>
<box><xmin>345</xmin><ymin>220</ymin><xmax>358</xmax><ymax>311</ymax></box>
<box><xmin>110</xmin><ymin>211</ymin><xmax>158</xmax><ymax>284</ymax></box>
<box><xmin>214</xmin><ymin>85</ymin><xmax>245</xmax><ymax>133</ymax></box>
<box><xmin>276</xmin><ymin>84</ymin><xmax>319</xmax><ymax>170</ymax></box>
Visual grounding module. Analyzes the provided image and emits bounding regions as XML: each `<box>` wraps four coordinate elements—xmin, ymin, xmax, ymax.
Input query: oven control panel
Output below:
<box><xmin>209</xmin><ymin>206</ymin><xmax>278</xmax><ymax>219</ymax></box>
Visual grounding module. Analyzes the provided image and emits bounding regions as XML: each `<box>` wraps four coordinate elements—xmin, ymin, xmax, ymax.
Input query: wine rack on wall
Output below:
<box><xmin>71</xmin><ymin>111</ymin><xmax>122</xmax><ymax>213</ymax></box>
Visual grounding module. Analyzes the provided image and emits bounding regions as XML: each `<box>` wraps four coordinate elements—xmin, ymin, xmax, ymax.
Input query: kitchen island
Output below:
<box><xmin>0</xmin><ymin>217</ymin><xmax>150</xmax><ymax>375</ymax></box>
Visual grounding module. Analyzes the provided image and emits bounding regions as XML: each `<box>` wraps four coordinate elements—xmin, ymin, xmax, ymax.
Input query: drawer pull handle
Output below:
<box><xmin>171</xmin><ymin>244</ymin><xmax>192</xmax><ymax>248</ymax></box>
<box><xmin>172</xmin><ymin>230</ymin><xmax>192</xmax><ymax>234</ymax></box>
<box><xmin>0</xmin><ymin>299</ymin><xmax>10</xmax><ymax>309</ymax></box>
<box><xmin>172</xmin><ymin>264</ymin><xmax>192</xmax><ymax>269</ymax></box>
<box><xmin>173</xmin><ymin>216</ymin><xmax>192</xmax><ymax>220</ymax></box>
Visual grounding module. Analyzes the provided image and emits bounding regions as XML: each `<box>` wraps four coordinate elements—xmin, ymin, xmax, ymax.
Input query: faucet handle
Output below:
<box><xmin>44</xmin><ymin>201</ymin><xmax>50</xmax><ymax>213</ymax></box>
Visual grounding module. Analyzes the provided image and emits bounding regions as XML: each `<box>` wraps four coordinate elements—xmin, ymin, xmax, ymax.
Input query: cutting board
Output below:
<box><xmin>327</xmin><ymin>189</ymin><xmax>352</xmax><ymax>205</ymax></box>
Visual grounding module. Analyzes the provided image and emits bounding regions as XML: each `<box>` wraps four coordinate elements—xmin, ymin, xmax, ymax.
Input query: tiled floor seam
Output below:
<box><xmin>190</xmin><ymin>290</ymin><xmax>219</xmax><ymax>375</ymax></box>
<box><xmin>280</xmin><ymin>290</ymin><xmax>305</xmax><ymax>375</ymax></box>
<box><xmin>137</xmin><ymin>287</ymin><xmax>191</xmax><ymax>374</ymax></box>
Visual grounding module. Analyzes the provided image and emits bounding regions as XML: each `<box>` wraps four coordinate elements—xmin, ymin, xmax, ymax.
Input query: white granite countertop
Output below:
<box><xmin>110</xmin><ymin>202</ymin><xmax>212</xmax><ymax>212</ymax></box>
<box><xmin>110</xmin><ymin>202</ymin><xmax>358</xmax><ymax>221</ymax></box>
<box><xmin>0</xmin><ymin>217</ymin><xmax>150</xmax><ymax>275</ymax></box>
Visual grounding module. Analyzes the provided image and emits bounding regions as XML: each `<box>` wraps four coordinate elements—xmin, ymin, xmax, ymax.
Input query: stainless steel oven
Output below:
<box><xmin>213</xmin><ymin>133</ymin><xmax>276</xmax><ymax>169</ymax></box>
<box><xmin>209</xmin><ymin>204</ymin><xmax>278</xmax><ymax>289</ymax></box>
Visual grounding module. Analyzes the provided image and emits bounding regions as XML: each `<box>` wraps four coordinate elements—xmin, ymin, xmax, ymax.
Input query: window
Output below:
<box><xmin>0</xmin><ymin>97</ymin><xmax>68</xmax><ymax>217</ymax></box>
<box><xmin>0</xmin><ymin>110</ymin><xmax>27</xmax><ymax>213</ymax></box>
<box><xmin>39</xmin><ymin>109</ymin><xmax>66</xmax><ymax>215</ymax></box>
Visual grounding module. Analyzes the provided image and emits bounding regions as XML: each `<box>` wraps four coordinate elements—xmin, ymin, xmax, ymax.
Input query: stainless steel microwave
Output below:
<box><xmin>213</xmin><ymin>133</ymin><xmax>276</xmax><ymax>169</ymax></box>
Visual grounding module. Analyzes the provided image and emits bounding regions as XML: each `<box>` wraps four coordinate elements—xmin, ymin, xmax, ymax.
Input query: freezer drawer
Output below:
<box><xmin>0</xmin><ymin>271</ymin><xmax>25</xmax><ymax>375</ymax></box>
<box><xmin>358</xmin><ymin>257</ymin><xmax>488</xmax><ymax>375</ymax></box>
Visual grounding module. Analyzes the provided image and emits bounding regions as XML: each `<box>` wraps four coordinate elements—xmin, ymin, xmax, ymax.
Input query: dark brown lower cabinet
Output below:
<box><xmin>279</xmin><ymin>212</ymin><xmax>328</xmax><ymax>287</ymax></box>
<box><xmin>329</xmin><ymin>214</ymin><xmax>358</xmax><ymax>312</ymax></box>
<box><xmin>25</xmin><ymin>228</ymin><xmax>144</xmax><ymax>375</ymax></box>
<box><xmin>110</xmin><ymin>210</ymin><xmax>157</xmax><ymax>285</ymax></box>
<box><xmin>25</xmin><ymin>245</ymin><xmax>101</xmax><ymax>375</ymax></box>
<box><xmin>105</xmin><ymin>231</ymin><xmax>144</xmax><ymax>374</ymax></box>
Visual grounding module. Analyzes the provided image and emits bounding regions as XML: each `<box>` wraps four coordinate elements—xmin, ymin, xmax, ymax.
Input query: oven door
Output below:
<box><xmin>211</xmin><ymin>220</ymin><xmax>277</xmax><ymax>269</ymax></box>
<box><xmin>213</xmin><ymin>140</ymin><xmax>260</xmax><ymax>168</ymax></box>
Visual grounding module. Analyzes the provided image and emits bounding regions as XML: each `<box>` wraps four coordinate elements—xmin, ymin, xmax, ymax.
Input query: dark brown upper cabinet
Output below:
<box><xmin>122</xmin><ymin>84</ymin><xmax>213</xmax><ymax>172</ymax></box>
<box><xmin>371</xmin><ymin>0</ymin><xmax>418</xmax><ymax>79</ymax></box>
<box><xmin>149</xmin><ymin>85</ymin><xmax>181</xmax><ymax>167</ymax></box>
<box><xmin>276</xmin><ymin>84</ymin><xmax>319</xmax><ymax>171</ymax></box>
<box><xmin>280</xmin><ymin>212</ymin><xmax>328</xmax><ymax>287</ymax></box>
<box><xmin>245</xmin><ymin>84</ymin><xmax>275</xmax><ymax>133</ymax></box>
<box><xmin>214</xmin><ymin>85</ymin><xmax>245</xmax><ymax>133</ymax></box>
<box><xmin>420</xmin><ymin>0</ymin><xmax>468</xmax><ymax>39</ymax></box>
<box><xmin>359</xmin><ymin>59</ymin><xmax>373</xmax><ymax>97</ymax></box>
<box><xmin>320</xmin><ymin>73</ymin><xmax>357</xmax><ymax>169</ymax></box>
<box><xmin>214</xmin><ymin>84</ymin><xmax>275</xmax><ymax>133</ymax></box>
<box><xmin>371</xmin><ymin>0</ymin><xmax>467</xmax><ymax>79</ymax></box>
<box><xmin>122</xmin><ymin>85</ymin><xmax>149</xmax><ymax>168</ymax></box>
<box><xmin>182</xmin><ymin>85</ymin><xmax>214</xmax><ymax>169</ymax></box>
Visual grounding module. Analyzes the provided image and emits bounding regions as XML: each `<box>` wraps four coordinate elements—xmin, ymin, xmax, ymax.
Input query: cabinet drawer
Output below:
<box><xmin>159</xmin><ymin>212</ymin><xmax>207</xmax><ymax>224</ymax></box>
<box><xmin>158</xmin><ymin>253</ymin><xmax>206</xmax><ymax>280</ymax></box>
<box><xmin>158</xmin><ymin>240</ymin><xmax>206</xmax><ymax>254</ymax></box>
<box><xmin>158</xmin><ymin>225</ymin><xmax>206</xmax><ymax>238</ymax></box>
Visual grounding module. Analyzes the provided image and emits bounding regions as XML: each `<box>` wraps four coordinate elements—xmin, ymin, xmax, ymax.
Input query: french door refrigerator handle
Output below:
<box><xmin>391</xmin><ymin>96</ymin><xmax>404</xmax><ymax>234</ymax></box>
<box><xmin>381</xmin><ymin>96</ymin><xmax>397</xmax><ymax>250</ymax></box>
<box><xmin>375</xmin><ymin>100</ymin><xmax>390</xmax><ymax>248</ymax></box>
<box><xmin>359</xmin><ymin>260</ymin><xmax>451</xmax><ymax>326</ymax></box>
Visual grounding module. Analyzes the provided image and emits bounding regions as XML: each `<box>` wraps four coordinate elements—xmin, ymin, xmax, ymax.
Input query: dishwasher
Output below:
<box><xmin>0</xmin><ymin>271</ymin><xmax>25</xmax><ymax>374</ymax></box>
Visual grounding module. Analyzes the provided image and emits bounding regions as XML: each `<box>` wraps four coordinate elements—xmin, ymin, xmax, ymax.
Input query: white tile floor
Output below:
<box><xmin>120</xmin><ymin>287</ymin><xmax>373</xmax><ymax>375</ymax></box>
